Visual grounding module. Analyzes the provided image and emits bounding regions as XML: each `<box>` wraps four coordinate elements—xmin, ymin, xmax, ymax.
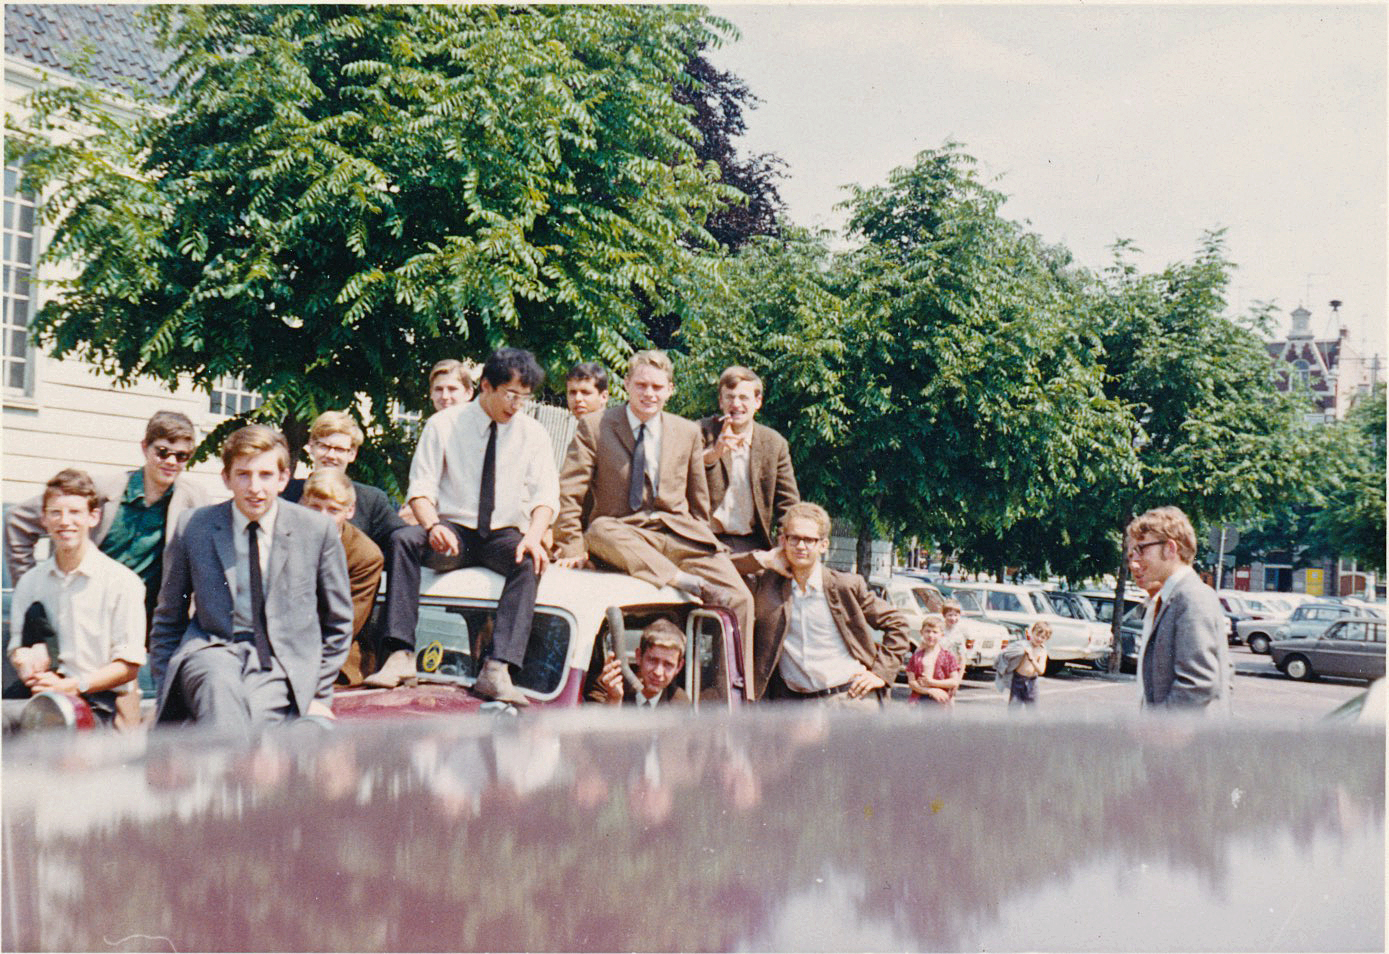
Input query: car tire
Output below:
<box><xmin>1248</xmin><ymin>633</ymin><xmax>1271</xmax><ymax>654</ymax></box>
<box><xmin>1283</xmin><ymin>655</ymin><xmax>1314</xmax><ymax>681</ymax></box>
<box><xmin>1044</xmin><ymin>660</ymin><xmax>1065</xmax><ymax>677</ymax></box>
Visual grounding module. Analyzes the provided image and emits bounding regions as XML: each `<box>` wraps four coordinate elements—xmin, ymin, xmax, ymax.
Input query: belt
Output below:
<box><xmin>786</xmin><ymin>681</ymin><xmax>854</xmax><ymax>699</ymax></box>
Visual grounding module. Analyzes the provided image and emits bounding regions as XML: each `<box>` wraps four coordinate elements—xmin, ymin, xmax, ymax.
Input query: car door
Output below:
<box><xmin>1370</xmin><ymin>624</ymin><xmax>1387</xmax><ymax>680</ymax></box>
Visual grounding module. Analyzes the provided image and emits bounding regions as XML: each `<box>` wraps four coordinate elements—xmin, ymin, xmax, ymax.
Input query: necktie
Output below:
<box><xmin>628</xmin><ymin>423</ymin><xmax>647</xmax><ymax>512</ymax></box>
<box><xmin>247</xmin><ymin>521</ymin><xmax>273</xmax><ymax>669</ymax></box>
<box><xmin>477</xmin><ymin>420</ymin><xmax>497</xmax><ymax>535</ymax></box>
<box><xmin>1152</xmin><ymin>595</ymin><xmax>1162</xmax><ymax>622</ymax></box>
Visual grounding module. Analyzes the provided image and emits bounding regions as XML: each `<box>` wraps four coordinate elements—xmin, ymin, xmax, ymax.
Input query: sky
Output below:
<box><xmin>709</xmin><ymin>3</ymin><xmax>1386</xmax><ymax>368</ymax></box>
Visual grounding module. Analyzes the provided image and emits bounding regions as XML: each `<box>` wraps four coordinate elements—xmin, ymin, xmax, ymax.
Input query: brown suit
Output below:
<box><xmin>698</xmin><ymin>416</ymin><xmax>800</xmax><ymax>551</ymax></box>
<box><xmin>734</xmin><ymin>555</ymin><xmax>911</xmax><ymax>701</ymax></box>
<box><xmin>337</xmin><ymin>520</ymin><xmax>384</xmax><ymax>685</ymax></box>
<box><xmin>556</xmin><ymin>406</ymin><xmax>754</xmax><ymax>680</ymax></box>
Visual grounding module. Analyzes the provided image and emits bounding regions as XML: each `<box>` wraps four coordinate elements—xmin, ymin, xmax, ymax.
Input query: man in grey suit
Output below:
<box><xmin>1127</xmin><ymin>506</ymin><xmax>1231</xmax><ymax>712</ymax></box>
<box><xmin>150</xmin><ymin>425</ymin><xmax>352</xmax><ymax>735</ymax></box>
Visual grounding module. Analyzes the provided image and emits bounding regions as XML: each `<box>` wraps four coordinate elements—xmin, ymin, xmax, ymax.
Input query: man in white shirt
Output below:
<box><xmin>5</xmin><ymin>469</ymin><xmax>147</xmax><ymax>731</ymax></box>
<box><xmin>376</xmin><ymin>348</ymin><xmax>559</xmax><ymax>705</ymax></box>
<box><xmin>699</xmin><ymin>366</ymin><xmax>799</xmax><ymax>554</ymax></box>
<box><xmin>1126</xmin><ymin>506</ymin><xmax>1231</xmax><ymax>712</ymax></box>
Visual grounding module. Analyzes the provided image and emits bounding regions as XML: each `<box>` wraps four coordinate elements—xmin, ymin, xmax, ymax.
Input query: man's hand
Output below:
<box><xmin>921</xmin><ymin>687</ymin><xmax>951</xmax><ymax>704</ymax></box>
<box><xmin>846</xmin><ymin>670</ymin><xmax>887</xmax><ymax>699</ymax></box>
<box><xmin>597</xmin><ymin>653</ymin><xmax>624</xmax><ymax>705</ymax></box>
<box><xmin>552</xmin><ymin>553</ymin><xmax>590</xmax><ymax>570</ymax></box>
<box><xmin>703</xmin><ymin>417</ymin><xmax>748</xmax><ymax>466</ymax></box>
<box><xmin>26</xmin><ymin>670</ymin><xmax>76</xmax><ymax>694</ymax></box>
<box><xmin>906</xmin><ymin>671</ymin><xmax>929</xmax><ymax>695</ymax></box>
<box><xmin>398</xmin><ymin>504</ymin><xmax>419</xmax><ymax>526</ymax></box>
<box><xmin>515</xmin><ymin>533</ymin><xmax>550</xmax><ymax>574</ymax></box>
<box><xmin>763</xmin><ymin>548</ymin><xmax>793</xmax><ymax>578</ymax></box>
<box><xmin>11</xmin><ymin>645</ymin><xmax>52</xmax><ymax>682</ymax></box>
<box><xmin>427</xmin><ymin>522</ymin><xmax>459</xmax><ymax>557</ymax></box>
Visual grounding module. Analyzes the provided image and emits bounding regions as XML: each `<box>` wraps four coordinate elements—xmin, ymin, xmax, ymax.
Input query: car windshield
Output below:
<box><xmin>415</xmin><ymin>602</ymin><xmax>571</xmax><ymax>693</ymax></box>
<box><xmin>1030</xmin><ymin>592</ymin><xmax>1054</xmax><ymax>615</ymax></box>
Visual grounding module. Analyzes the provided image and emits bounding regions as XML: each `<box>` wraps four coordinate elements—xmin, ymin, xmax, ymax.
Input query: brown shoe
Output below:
<box><xmin>363</xmin><ymin>649</ymin><xmax>417</xmax><ymax>689</ymax></box>
<box><xmin>473</xmin><ymin>663</ymin><xmax>530</xmax><ymax>707</ymax></box>
<box><xmin>697</xmin><ymin>581</ymin><xmax>737</xmax><ymax>609</ymax></box>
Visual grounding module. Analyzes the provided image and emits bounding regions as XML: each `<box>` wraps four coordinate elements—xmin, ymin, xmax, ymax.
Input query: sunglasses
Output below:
<box><xmin>152</xmin><ymin>446</ymin><xmax>192</xmax><ymax>464</ymax></box>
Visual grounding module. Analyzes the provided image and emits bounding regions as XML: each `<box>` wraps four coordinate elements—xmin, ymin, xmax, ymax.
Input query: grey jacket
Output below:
<box><xmin>4</xmin><ymin>470</ymin><xmax>209</xmax><ymax>584</ymax></box>
<box><xmin>1140</xmin><ymin>568</ymin><xmax>1231</xmax><ymax>711</ymax></box>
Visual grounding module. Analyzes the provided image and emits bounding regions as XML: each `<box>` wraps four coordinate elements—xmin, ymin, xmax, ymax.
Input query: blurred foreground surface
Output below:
<box><xmin>3</xmin><ymin>707</ymin><xmax>1383</xmax><ymax>952</ymax></box>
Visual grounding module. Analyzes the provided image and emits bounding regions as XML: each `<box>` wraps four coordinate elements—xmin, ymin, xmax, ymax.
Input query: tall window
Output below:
<box><xmin>1292</xmin><ymin>359</ymin><xmax>1311</xmax><ymax>387</ymax></box>
<box><xmin>209</xmin><ymin>375</ymin><xmax>262</xmax><ymax>416</ymax></box>
<box><xmin>3</xmin><ymin>163</ymin><xmax>37</xmax><ymax>395</ymax></box>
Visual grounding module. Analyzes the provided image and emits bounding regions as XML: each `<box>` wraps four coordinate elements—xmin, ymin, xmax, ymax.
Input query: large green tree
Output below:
<box><xmin>1311</xmin><ymin>384</ymin><xmax>1386</xmax><ymax>572</ymax></box>
<box><xmin>14</xmin><ymin>4</ymin><xmax>738</xmax><ymax>487</ymax></box>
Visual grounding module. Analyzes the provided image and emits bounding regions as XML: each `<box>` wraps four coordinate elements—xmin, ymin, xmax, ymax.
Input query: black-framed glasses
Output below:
<box><xmin>152</xmin><ymin>446</ymin><xmax>191</xmax><ymax>464</ymax></box>
<box><xmin>783</xmin><ymin>534</ymin><xmax>821</xmax><ymax>548</ymax></box>
<box><xmin>1126</xmin><ymin>539</ymin><xmax>1166</xmax><ymax>561</ymax></box>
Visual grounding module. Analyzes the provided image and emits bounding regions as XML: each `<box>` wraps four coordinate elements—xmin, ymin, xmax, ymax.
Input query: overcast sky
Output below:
<box><xmin>709</xmin><ymin>3</ymin><xmax>1386</xmax><ymax>365</ymax></box>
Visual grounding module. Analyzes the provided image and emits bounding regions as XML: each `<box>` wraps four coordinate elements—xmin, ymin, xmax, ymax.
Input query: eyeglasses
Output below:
<box><xmin>783</xmin><ymin>534</ymin><xmax>821</xmax><ymax>548</ymax></box>
<box><xmin>1125</xmin><ymin>539</ymin><xmax>1167</xmax><ymax>561</ymax></box>
<box><xmin>312</xmin><ymin>439</ymin><xmax>355</xmax><ymax>455</ymax></box>
<box><xmin>498</xmin><ymin>388</ymin><xmax>532</xmax><ymax>405</ymax></box>
<box><xmin>152</xmin><ymin>446</ymin><xmax>191</xmax><ymax>464</ymax></box>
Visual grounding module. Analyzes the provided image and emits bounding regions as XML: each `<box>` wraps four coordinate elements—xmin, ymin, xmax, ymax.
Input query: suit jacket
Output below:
<box><xmin>735</xmin><ymin>557</ymin><xmax>911</xmax><ymax>701</ymax></box>
<box><xmin>149</xmin><ymin>500</ymin><xmax>353</xmax><ymax>722</ymax></box>
<box><xmin>554</xmin><ymin>407</ymin><xmax>720</xmax><ymax>557</ymax></box>
<box><xmin>282</xmin><ymin>476</ymin><xmax>405</xmax><ymax>554</ymax></box>
<box><xmin>4</xmin><ymin>470</ymin><xmax>209</xmax><ymax>583</ymax></box>
<box><xmin>698</xmin><ymin>416</ymin><xmax>800</xmax><ymax>550</ymax></box>
<box><xmin>1140</xmin><ymin>568</ymin><xmax>1230</xmax><ymax>710</ymax></box>
<box><xmin>340</xmin><ymin>520</ymin><xmax>383</xmax><ymax>638</ymax></box>
<box><xmin>623</xmin><ymin>682</ymin><xmax>689</xmax><ymax>706</ymax></box>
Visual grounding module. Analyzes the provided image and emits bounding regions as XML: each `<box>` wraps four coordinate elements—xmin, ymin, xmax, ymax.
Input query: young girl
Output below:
<box><xmin>995</xmin><ymin>621</ymin><xmax>1051</xmax><ymax>707</ymax></box>
<box><xmin>905</xmin><ymin>614</ymin><xmax>963</xmax><ymax>706</ymax></box>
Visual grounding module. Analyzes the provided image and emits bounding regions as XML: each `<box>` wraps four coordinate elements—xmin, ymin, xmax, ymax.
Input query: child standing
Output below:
<box><xmin>905</xmin><ymin>614</ymin><xmax>963</xmax><ymax>706</ymax></box>
<box><xmin>995</xmin><ymin>620</ymin><xmax>1051</xmax><ymax>707</ymax></box>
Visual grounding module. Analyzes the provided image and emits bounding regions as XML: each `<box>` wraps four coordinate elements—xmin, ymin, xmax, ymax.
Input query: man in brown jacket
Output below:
<box><xmin>700</xmin><ymin>366</ymin><xmax>799</xmax><ymax>554</ymax></box>
<box><xmin>732</xmin><ymin>502</ymin><xmax>909</xmax><ymax>705</ymax></box>
<box><xmin>554</xmin><ymin>350</ymin><xmax>753</xmax><ymax>651</ymax></box>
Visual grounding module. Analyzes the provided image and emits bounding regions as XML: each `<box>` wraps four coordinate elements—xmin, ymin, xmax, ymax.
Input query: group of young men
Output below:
<box><xmin>4</xmin><ymin>347</ymin><xmax>1230</xmax><ymax>735</ymax></box>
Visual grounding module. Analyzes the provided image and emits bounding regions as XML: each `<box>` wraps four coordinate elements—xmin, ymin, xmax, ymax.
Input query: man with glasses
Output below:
<box><xmin>731</xmin><ymin>502</ymin><xmax>909</xmax><ymax>705</ymax></box>
<box><xmin>1125</xmin><ymin>506</ymin><xmax>1231</xmax><ymax>712</ymax></box>
<box><xmin>280</xmin><ymin>410</ymin><xmax>405</xmax><ymax>554</ymax></box>
<box><xmin>373</xmin><ymin>348</ymin><xmax>558</xmax><ymax>703</ymax></box>
<box><xmin>5</xmin><ymin>411</ymin><xmax>208</xmax><ymax>621</ymax></box>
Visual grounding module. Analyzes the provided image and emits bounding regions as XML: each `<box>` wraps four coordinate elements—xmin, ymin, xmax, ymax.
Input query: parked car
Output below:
<box><xmin>1245</xmin><ymin>601</ymin><xmax>1378</xmax><ymax>655</ymax></box>
<box><xmin>1271</xmin><ymin>617</ymin><xmax>1386</xmax><ymax>683</ymax></box>
<box><xmin>931</xmin><ymin>583</ymin><xmax>1017</xmax><ymax>670</ymax></box>
<box><xmin>332</xmin><ymin>565</ymin><xmax>747</xmax><ymax>719</ymax></box>
<box><xmin>1076</xmin><ymin>588</ymin><xmax>1145</xmax><ymax>625</ymax></box>
<box><xmin>946</xmin><ymin>582</ymin><xmax>1111</xmax><ymax>674</ymax></box>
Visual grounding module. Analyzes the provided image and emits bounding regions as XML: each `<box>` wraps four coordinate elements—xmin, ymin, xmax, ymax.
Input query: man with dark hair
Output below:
<box><xmin>150</xmin><ymin>425</ymin><xmax>353</xmax><ymax>735</ymax></box>
<box><xmin>699</xmin><ymin>365</ymin><xmax>799</xmax><ymax>553</ymax></box>
<box><xmin>566</xmin><ymin>362</ymin><xmax>610</xmax><ymax>418</ymax></box>
<box><xmin>6</xmin><ymin>469</ymin><xmax>148</xmax><ymax>732</ymax></box>
<box><xmin>5</xmin><ymin>410</ymin><xmax>209</xmax><ymax>616</ymax></box>
<box><xmin>375</xmin><ymin>347</ymin><xmax>559</xmax><ymax>705</ymax></box>
<box><xmin>594</xmin><ymin>618</ymin><xmax>689</xmax><ymax>707</ymax></box>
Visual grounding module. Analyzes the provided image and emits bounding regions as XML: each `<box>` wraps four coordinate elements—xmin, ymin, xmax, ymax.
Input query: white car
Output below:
<box><xmin>947</xmin><ymin>582</ymin><xmax>1112</xmax><ymax>673</ymax></box>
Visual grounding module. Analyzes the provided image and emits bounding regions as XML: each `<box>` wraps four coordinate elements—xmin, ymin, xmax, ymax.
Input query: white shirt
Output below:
<box><xmin>625</xmin><ymin>406</ymin><xmax>662</xmax><ymax>502</ymax></box>
<box><xmin>231</xmin><ymin>500</ymin><xmax>278</xmax><ymax>637</ymax></box>
<box><xmin>777</xmin><ymin>564</ymin><xmax>869</xmax><ymax>692</ymax></box>
<box><xmin>9</xmin><ymin>545</ymin><xmax>147</xmax><ymax>691</ymax></box>
<box><xmin>1137</xmin><ymin>563</ymin><xmax>1195</xmax><ymax>704</ymax></box>
<box><xmin>711</xmin><ymin>435</ymin><xmax>754</xmax><ymax>536</ymax></box>
<box><xmin>408</xmin><ymin>400</ymin><xmax>561</xmax><ymax>531</ymax></box>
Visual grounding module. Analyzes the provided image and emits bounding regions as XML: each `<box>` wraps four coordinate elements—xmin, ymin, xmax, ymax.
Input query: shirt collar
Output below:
<box><xmin>48</xmin><ymin>543</ymin><xmax>103</xmax><ymax>580</ymax></box>
<box><xmin>231</xmin><ymin>499</ymin><xmax>280</xmax><ymax>538</ymax></box>
<box><xmin>626</xmin><ymin>406</ymin><xmax>661</xmax><ymax>439</ymax></box>
<box><xmin>792</xmin><ymin>562</ymin><xmax>825</xmax><ymax>597</ymax></box>
<box><xmin>464</xmin><ymin>398</ymin><xmax>509</xmax><ymax>436</ymax></box>
<box><xmin>1156</xmin><ymin>563</ymin><xmax>1195</xmax><ymax>603</ymax></box>
<box><xmin>128</xmin><ymin>466</ymin><xmax>175</xmax><ymax>507</ymax></box>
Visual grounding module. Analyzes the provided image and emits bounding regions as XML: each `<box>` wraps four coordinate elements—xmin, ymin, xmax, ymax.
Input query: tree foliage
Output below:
<box><xmin>1310</xmin><ymin>384</ymin><xmax>1387</xmax><ymax>572</ymax></box>
<box><xmin>15</xmin><ymin>4</ymin><xmax>738</xmax><ymax>486</ymax></box>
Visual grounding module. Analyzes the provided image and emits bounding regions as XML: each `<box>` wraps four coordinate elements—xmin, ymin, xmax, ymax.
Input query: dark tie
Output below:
<box><xmin>247</xmin><ymin>521</ymin><xmax>273</xmax><ymax>670</ymax></box>
<box><xmin>628</xmin><ymin>423</ymin><xmax>647</xmax><ymax>512</ymax></box>
<box><xmin>477</xmin><ymin>420</ymin><xmax>497</xmax><ymax>535</ymax></box>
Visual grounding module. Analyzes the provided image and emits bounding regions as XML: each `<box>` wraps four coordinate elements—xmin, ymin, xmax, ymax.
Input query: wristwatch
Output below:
<box><xmin>75</xmin><ymin>675</ymin><xmax>91</xmax><ymax>695</ymax></box>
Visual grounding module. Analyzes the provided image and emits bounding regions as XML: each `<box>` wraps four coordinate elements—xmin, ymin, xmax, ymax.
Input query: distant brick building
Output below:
<box><xmin>1266</xmin><ymin>304</ymin><xmax>1376</xmax><ymax>424</ymax></box>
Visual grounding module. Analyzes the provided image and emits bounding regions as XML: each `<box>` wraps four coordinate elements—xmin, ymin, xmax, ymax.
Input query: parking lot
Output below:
<box><xmin>936</xmin><ymin>643</ymin><xmax>1368</xmax><ymax>723</ymax></box>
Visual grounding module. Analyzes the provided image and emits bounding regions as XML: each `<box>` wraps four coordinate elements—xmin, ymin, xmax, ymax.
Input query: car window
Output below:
<box><xmin>414</xmin><ymin>602</ymin><xmax>571</xmax><ymax>694</ymax></box>
<box><xmin>1047</xmin><ymin>594</ymin><xmax>1076</xmax><ymax>618</ymax></box>
<box><xmin>1332</xmin><ymin>622</ymin><xmax>1368</xmax><ymax>642</ymax></box>
<box><xmin>911</xmin><ymin>587</ymin><xmax>940</xmax><ymax>612</ymax></box>
<box><xmin>954</xmin><ymin>590</ymin><xmax>986</xmax><ymax>613</ymax></box>
<box><xmin>1030</xmin><ymin>592</ymin><xmax>1054</xmax><ymax>615</ymax></box>
<box><xmin>1374</xmin><ymin>624</ymin><xmax>1386</xmax><ymax>643</ymax></box>
<box><xmin>689</xmin><ymin>612</ymin><xmax>729</xmax><ymax>702</ymax></box>
<box><xmin>988</xmin><ymin>591</ymin><xmax>1026</xmax><ymax>613</ymax></box>
<box><xmin>1121</xmin><ymin>603</ymin><xmax>1145</xmax><ymax>624</ymax></box>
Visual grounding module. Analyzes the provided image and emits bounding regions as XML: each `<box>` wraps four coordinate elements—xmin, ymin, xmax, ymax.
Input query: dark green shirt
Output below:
<box><xmin>98</xmin><ymin>469</ymin><xmax>172</xmax><ymax>600</ymax></box>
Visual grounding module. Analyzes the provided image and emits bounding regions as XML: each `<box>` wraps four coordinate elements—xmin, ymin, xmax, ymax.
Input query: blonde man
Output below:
<box><xmin>699</xmin><ymin>366</ymin><xmax>799</xmax><ymax>553</ymax></box>
<box><xmin>301</xmin><ymin>469</ymin><xmax>384</xmax><ymax>684</ymax></box>
<box><xmin>1126</xmin><ymin>506</ymin><xmax>1231</xmax><ymax>712</ymax></box>
<box><xmin>554</xmin><ymin>350</ymin><xmax>753</xmax><ymax>647</ymax></box>
<box><xmin>282</xmin><ymin>410</ymin><xmax>405</xmax><ymax>553</ymax></box>
<box><xmin>150</xmin><ymin>425</ymin><xmax>352</xmax><ymax>734</ymax></box>
<box><xmin>428</xmin><ymin>359</ymin><xmax>477</xmax><ymax>412</ymax></box>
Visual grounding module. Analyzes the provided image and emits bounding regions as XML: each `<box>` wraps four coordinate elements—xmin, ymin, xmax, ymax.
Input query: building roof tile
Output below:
<box><xmin>5</xmin><ymin>4</ymin><xmax>173</xmax><ymax>98</ymax></box>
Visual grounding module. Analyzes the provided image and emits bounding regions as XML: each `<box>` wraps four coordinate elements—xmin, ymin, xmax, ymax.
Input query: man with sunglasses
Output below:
<box><xmin>5</xmin><ymin>411</ymin><xmax>209</xmax><ymax>623</ymax></box>
<box><xmin>731</xmin><ymin>502</ymin><xmax>909</xmax><ymax>705</ymax></box>
<box><xmin>1125</xmin><ymin>506</ymin><xmax>1231</xmax><ymax>712</ymax></box>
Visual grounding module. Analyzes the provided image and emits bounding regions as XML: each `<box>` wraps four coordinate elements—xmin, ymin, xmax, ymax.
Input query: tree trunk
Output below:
<box><xmin>1109</xmin><ymin>559</ymin><xmax>1128</xmax><ymax>674</ymax></box>
<box><xmin>856</xmin><ymin>522</ymin><xmax>874</xmax><ymax>582</ymax></box>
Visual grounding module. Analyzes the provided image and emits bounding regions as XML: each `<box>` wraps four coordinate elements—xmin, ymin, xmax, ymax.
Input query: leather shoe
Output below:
<box><xmin>363</xmin><ymin>649</ymin><xmax>417</xmax><ymax>689</ymax></box>
<box><xmin>697</xmin><ymin>581</ymin><xmax>737</xmax><ymax>609</ymax></box>
<box><xmin>474</xmin><ymin>664</ymin><xmax>530</xmax><ymax>707</ymax></box>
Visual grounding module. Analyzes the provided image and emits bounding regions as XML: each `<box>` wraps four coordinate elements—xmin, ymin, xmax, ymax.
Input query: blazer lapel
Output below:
<box><xmin>266</xmin><ymin>510</ymin><xmax>295</xmax><ymax>593</ymax></box>
<box><xmin>610</xmin><ymin>407</ymin><xmax>636</xmax><ymax>456</ymax></box>
<box><xmin>211</xmin><ymin>503</ymin><xmax>237</xmax><ymax>597</ymax></box>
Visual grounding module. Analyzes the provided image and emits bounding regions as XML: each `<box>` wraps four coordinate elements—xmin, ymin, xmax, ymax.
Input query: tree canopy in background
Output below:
<box><xmin>16</xmin><ymin>3</ymin><xmax>740</xmax><ymax>486</ymax></box>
